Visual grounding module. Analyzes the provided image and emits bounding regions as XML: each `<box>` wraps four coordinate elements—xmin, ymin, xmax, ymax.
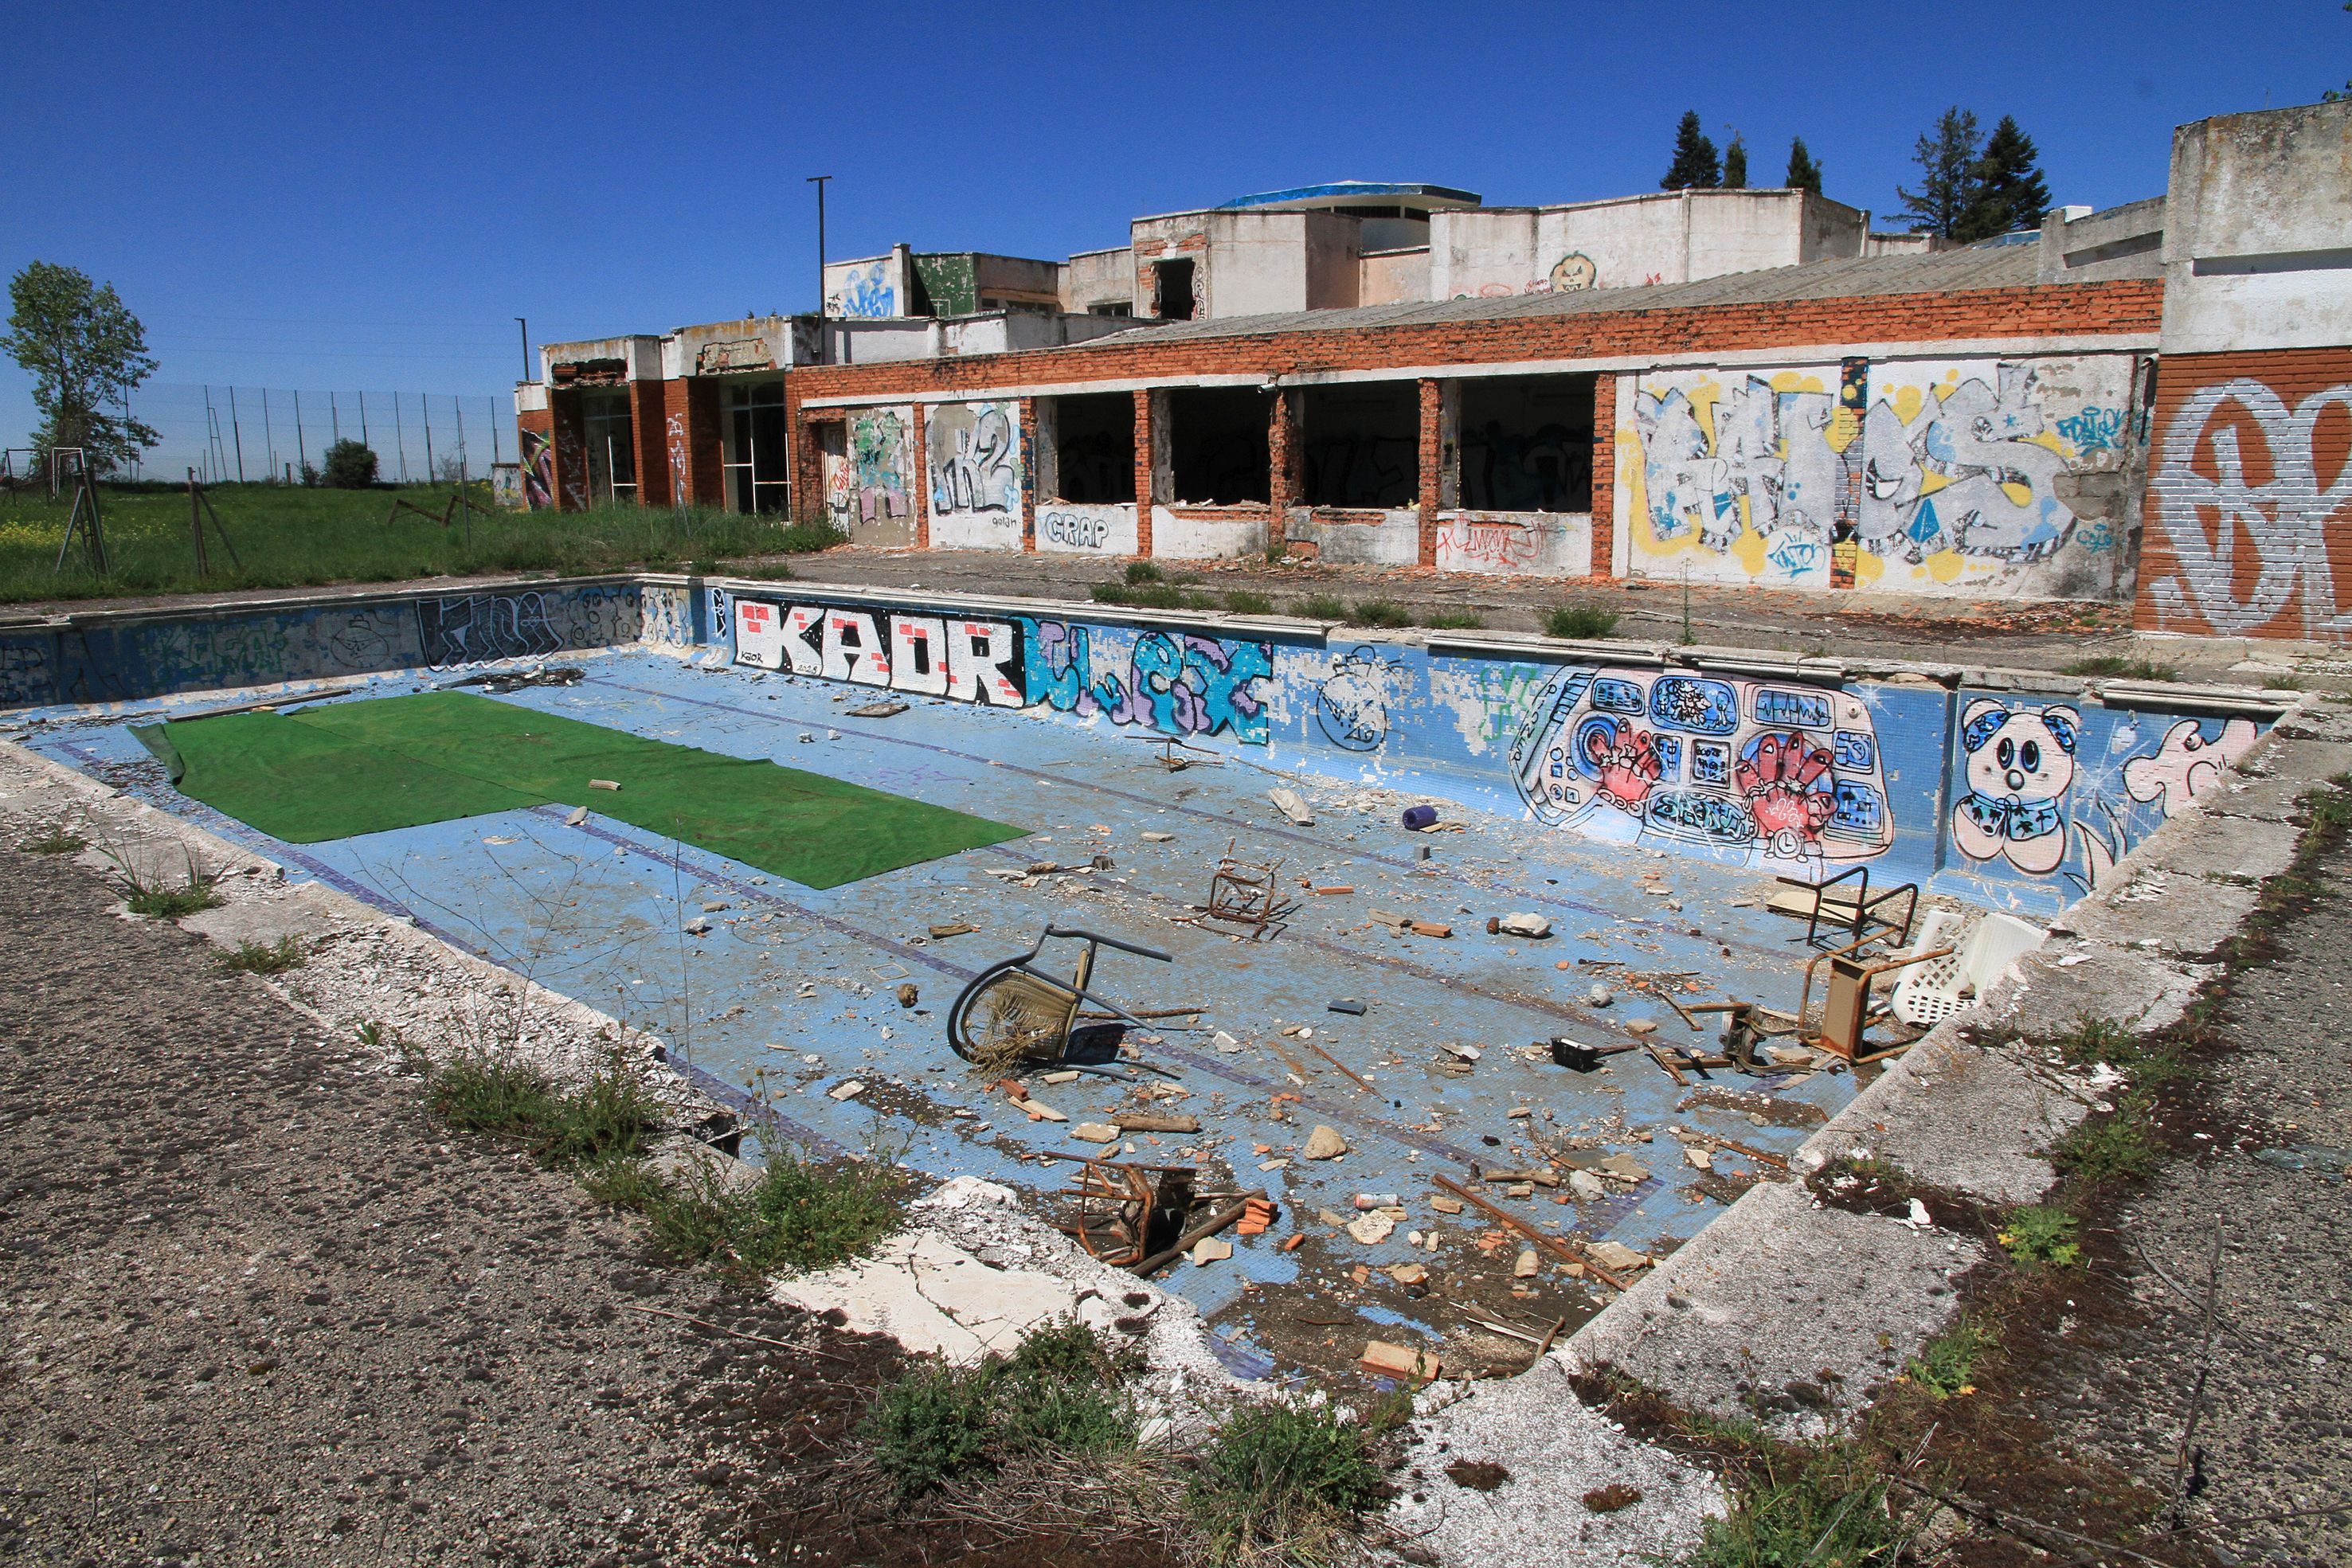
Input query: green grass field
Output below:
<box><xmin>0</xmin><ymin>483</ymin><xmax>841</xmax><ymax>605</ymax></box>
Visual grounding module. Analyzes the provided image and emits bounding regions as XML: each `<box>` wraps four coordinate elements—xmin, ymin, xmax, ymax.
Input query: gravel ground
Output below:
<box><xmin>2028</xmin><ymin>829</ymin><xmax>2352</xmax><ymax>1568</ymax></box>
<box><xmin>0</xmin><ymin>836</ymin><xmax>868</xmax><ymax>1567</ymax></box>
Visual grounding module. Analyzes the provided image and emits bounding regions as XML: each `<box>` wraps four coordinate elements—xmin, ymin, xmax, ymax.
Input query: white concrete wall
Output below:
<box><xmin>1359</xmin><ymin>248</ymin><xmax>1431</xmax><ymax>305</ymax></box>
<box><xmin>1036</xmin><ymin>501</ymin><xmax>1139</xmax><ymax>557</ymax></box>
<box><xmin>1432</xmin><ymin>190</ymin><xmax>1866</xmax><ymax>300</ymax></box>
<box><xmin>1061</xmin><ymin>247</ymin><xmax>1133</xmax><ymax>314</ymax></box>
<box><xmin>1283</xmin><ymin>508</ymin><xmax>1421</xmax><ymax>565</ymax></box>
<box><xmin>1152</xmin><ymin>506</ymin><xmax>1270</xmax><ymax>559</ymax></box>
<box><xmin>2160</xmin><ymin>100</ymin><xmax>2352</xmax><ymax>354</ymax></box>
<box><xmin>927</xmin><ymin>400</ymin><xmax>1023</xmax><ymax>551</ymax></box>
<box><xmin>1434</xmin><ymin>511</ymin><xmax>1593</xmax><ymax>576</ymax></box>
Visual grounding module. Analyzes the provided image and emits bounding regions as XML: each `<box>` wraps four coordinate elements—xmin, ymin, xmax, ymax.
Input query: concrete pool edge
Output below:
<box><xmin>1387</xmin><ymin>700</ymin><xmax>2350</xmax><ymax>1566</ymax></box>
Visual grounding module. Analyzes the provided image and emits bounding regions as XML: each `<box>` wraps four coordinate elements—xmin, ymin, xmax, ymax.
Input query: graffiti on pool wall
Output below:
<box><xmin>734</xmin><ymin>599</ymin><xmax>1023</xmax><ymax>705</ymax></box>
<box><xmin>849</xmin><ymin>408</ymin><xmax>914</xmax><ymax>525</ymax></box>
<box><xmin>1509</xmin><ymin>667</ymin><xmax>1893</xmax><ymax>870</ymax></box>
<box><xmin>728</xmin><ymin>600</ymin><xmax>1271</xmax><ymax>743</ymax></box>
<box><xmin>1314</xmin><ymin>645</ymin><xmax>1404</xmax><ymax>751</ymax></box>
<box><xmin>416</xmin><ymin>588</ymin><xmax>634</xmax><ymax>667</ymax></box>
<box><xmin>1949</xmin><ymin>698</ymin><xmax>2263</xmax><ymax>892</ymax></box>
<box><xmin>2146</xmin><ymin>377</ymin><xmax>2352</xmax><ymax>638</ymax></box>
<box><xmin>1024</xmin><ymin>620</ymin><xmax>1273</xmax><ymax>745</ymax></box>
<box><xmin>1626</xmin><ymin>359</ymin><xmax>2123</xmax><ymax>589</ymax></box>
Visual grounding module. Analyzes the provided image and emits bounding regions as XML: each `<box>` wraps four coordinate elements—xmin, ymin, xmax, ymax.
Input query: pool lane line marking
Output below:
<box><xmin>575</xmin><ymin>672</ymin><xmax>1783</xmax><ymax>959</ymax></box>
<box><xmin>47</xmin><ymin>738</ymin><xmax>841</xmax><ymax>1159</ymax></box>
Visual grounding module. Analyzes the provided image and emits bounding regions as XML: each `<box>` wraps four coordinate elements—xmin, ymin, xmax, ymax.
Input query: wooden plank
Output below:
<box><xmin>1430</xmin><ymin>1173</ymin><xmax>1630</xmax><ymax>1291</ymax></box>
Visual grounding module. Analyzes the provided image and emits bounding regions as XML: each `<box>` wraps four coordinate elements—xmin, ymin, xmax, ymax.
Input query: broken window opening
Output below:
<box><xmin>1047</xmin><ymin>393</ymin><xmax>1135</xmax><ymax>503</ymax></box>
<box><xmin>1153</xmin><ymin>259</ymin><xmax>1196</xmax><ymax>322</ymax></box>
<box><xmin>1165</xmin><ymin>387</ymin><xmax>1270</xmax><ymax>505</ymax></box>
<box><xmin>722</xmin><ymin>380</ymin><xmax>789</xmax><ymax>515</ymax></box>
<box><xmin>583</xmin><ymin>392</ymin><xmax>637</xmax><ymax>504</ymax></box>
<box><xmin>1299</xmin><ymin>381</ymin><xmax>1419</xmax><ymax>508</ymax></box>
<box><xmin>1457</xmin><ymin>373</ymin><xmax>1595</xmax><ymax>513</ymax></box>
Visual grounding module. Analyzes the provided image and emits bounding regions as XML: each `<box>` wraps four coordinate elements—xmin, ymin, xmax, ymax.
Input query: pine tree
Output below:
<box><xmin>1955</xmin><ymin>115</ymin><xmax>2053</xmax><ymax>240</ymax></box>
<box><xmin>1722</xmin><ymin>135</ymin><xmax>1748</xmax><ymax>189</ymax></box>
<box><xmin>1784</xmin><ymin>137</ymin><xmax>1823</xmax><ymax>194</ymax></box>
<box><xmin>1895</xmin><ymin>108</ymin><xmax>1984</xmax><ymax>237</ymax></box>
<box><xmin>1661</xmin><ymin>111</ymin><xmax>1721</xmax><ymax>190</ymax></box>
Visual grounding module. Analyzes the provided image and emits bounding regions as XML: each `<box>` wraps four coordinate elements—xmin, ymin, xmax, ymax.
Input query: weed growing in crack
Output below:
<box><xmin>20</xmin><ymin>827</ymin><xmax>85</xmax><ymax>854</ymax></box>
<box><xmin>1290</xmin><ymin>593</ymin><xmax>1348</xmax><ymax>621</ymax></box>
<box><xmin>1423</xmin><ymin>608</ymin><xmax>1486</xmax><ymax>630</ymax></box>
<box><xmin>1188</xmin><ymin>1402</ymin><xmax>1386</xmax><ymax>1566</ymax></box>
<box><xmin>2061</xmin><ymin>654</ymin><xmax>2182</xmax><ymax>682</ymax></box>
<box><xmin>864</xmin><ymin>1319</ymin><xmax>1143</xmax><ymax>1498</ymax></box>
<box><xmin>580</xmin><ymin>1141</ymin><xmax>906</xmax><ymax>1281</ymax></box>
<box><xmin>1684</xmin><ymin>1441</ymin><xmax>1916</xmax><ymax>1567</ymax></box>
<box><xmin>1902</xmin><ymin>1316</ymin><xmax>1990</xmax><ymax>1398</ymax></box>
<box><xmin>1346</xmin><ymin>598</ymin><xmax>1411</xmax><ymax>629</ymax></box>
<box><xmin>219</xmin><ymin>936</ymin><xmax>307</xmax><ymax>975</ymax></box>
<box><xmin>100</xmin><ymin>844</ymin><xmax>225</xmax><ymax>919</ymax></box>
<box><xmin>425</xmin><ymin>1042</ymin><xmax>661</xmax><ymax>1168</ymax></box>
<box><xmin>1998</xmin><ymin>1205</ymin><xmax>2083</xmax><ymax>1269</ymax></box>
<box><xmin>1220</xmin><ymin>589</ymin><xmax>1274</xmax><ymax>615</ymax></box>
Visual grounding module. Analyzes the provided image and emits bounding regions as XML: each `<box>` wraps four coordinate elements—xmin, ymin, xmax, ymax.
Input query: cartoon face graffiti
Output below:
<box><xmin>1951</xmin><ymin>700</ymin><xmax>2080</xmax><ymax>875</ymax></box>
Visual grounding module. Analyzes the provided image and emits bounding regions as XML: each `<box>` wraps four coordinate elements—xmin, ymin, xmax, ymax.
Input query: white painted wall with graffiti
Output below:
<box><xmin>1615</xmin><ymin>354</ymin><xmax>2144</xmax><ymax>599</ymax></box>
<box><xmin>927</xmin><ymin>400</ymin><xmax>1023</xmax><ymax>551</ymax></box>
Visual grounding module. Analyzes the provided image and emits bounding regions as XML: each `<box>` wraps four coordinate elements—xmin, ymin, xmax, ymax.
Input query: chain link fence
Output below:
<box><xmin>115</xmin><ymin>383</ymin><xmax>513</xmax><ymax>486</ymax></box>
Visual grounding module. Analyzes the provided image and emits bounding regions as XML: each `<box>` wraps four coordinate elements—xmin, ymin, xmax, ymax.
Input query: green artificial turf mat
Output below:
<box><xmin>141</xmin><ymin>690</ymin><xmax>1022</xmax><ymax>888</ymax></box>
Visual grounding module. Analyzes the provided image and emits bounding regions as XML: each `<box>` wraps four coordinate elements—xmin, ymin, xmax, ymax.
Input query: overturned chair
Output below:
<box><xmin>946</xmin><ymin>923</ymin><xmax>1174</xmax><ymax>1075</ymax></box>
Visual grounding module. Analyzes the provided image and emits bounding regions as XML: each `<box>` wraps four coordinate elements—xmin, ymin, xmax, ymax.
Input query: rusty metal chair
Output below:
<box><xmin>946</xmin><ymin>924</ymin><xmax>1173</xmax><ymax>1075</ymax></box>
<box><xmin>1794</xmin><ymin>933</ymin><xmax>1954</xmax><ymax>1062</ymax></box>
<box><xmin>1206</xmin><ymin>839</ymin><xmax>1284</xmax><ymax>930</ymax></box>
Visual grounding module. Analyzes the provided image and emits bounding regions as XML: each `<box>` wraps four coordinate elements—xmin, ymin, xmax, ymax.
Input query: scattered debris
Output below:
<box><xmin>1489</xmin><ymin>913</ymin><xmax>1554</xmax><ymax>939</ymax></box>
<box><xmin>1548</xmin><ymin>1038</ymin><xmax>1639</xmax><ymax>1071</ymax></box>
<box><xmin>1206</xmin><ymin>839</ymin><xmax>1286</xmax><ymax>930</ymax></box>
<box><xmin>896</xmin><ymin>983</ymin><xmax>919</xmax><ymax>1008</ymax></box>
<box><xmin>563</xmin><ymin>806</ymin><xmax>589</xmax><ymax>827</ymax></box>
<box><xmin>928</xmin><ymin>921</ymin><xmax>976</xmax><ymax>938</ymax></box>
<box><xmin>1514</xmin><ymin>1249</ymin><xmax>1539</xmax><ymax>1278</ymax></box>
<box><xmin>1429</xmin><ymin>1196</ymin><xmax>1466</xmax><ymax>1215</ymax></box>
<box><xmin>1438</xmin><ymin>1042</ymin><xmax>1483</xmax><ymax>1063</ymax></box>
<box><xmin>1234</xmin><ymin>1197</ymin><xmax>1278</xmax><ymax>1236</ymax></box>
<box><xmin>1447</xmin><ymin>1460</ymin><xmax>1511</xmax><ymax>1492</ymax></box>
<box><xmin>1586</xmin><ymin>1240</ymin><xmax>1652</xmax><ymax>1273</ymax></box>
<box><xmin>1071</xmin><ymin>1123</ymin><xmax>1121</xmax><ymax>1144</ymax></box>
<box><xmin>1113</xmin><ymin>1112</ymin><xmax>1199</xmax><ymax>1134</ymax></box>
<box><xmin>828</xmin><ymin>1081</ymin><xmax>866</xmax><ymax>1101</ymax></box>
<box><xmin>1386</xmin><ymin>1261</ymin><xmax>1429</xmax><ymax>1286</ymax></box>
<box><xmin>683</xmin><ymin>917</ymin><xmax>711</xmax><ymax>936</ymax></box>
<box><xmin>1346</xmin><ymin>1211</ymin><xmax>1397</xmax><ymax>1245</ymax></box>
<box><xmin>1328</xmin><ymin>998</ymin><xmax>1367</xmax><ymax>1015</ymax></box>
<box><xmin>843</xmin><ymin>699</ymin><xmax>908</xmax><ymax>718</ymax></box>
<box><xmin>1141</xmin><ymin>830</ymin><xmax>1176</xmax><ymax>843</ymax></box>
<box><xmin>1401</xmin><ymin>804</ymin><xmax>1438</xmax><ymax>831</ymax></box>
<box><xmin>1583</xmin><ymin>1484</ymin><xmax>1645</xmax><ymax>1514</ymax></box>
<box><xmin>589</xmin><ymin>778</ymin><xmax>621</xmax><ymax>792</ymax></box>
<box><xmin>1586</xmin><ymin>983</ymin><xmax>1614</xmax><ymax>1007</ymax></box>
<box><xmin>1190</xmin><ymin>1237</ymin><xmax>1234</xmax><ymax>1265</ymax></box>
<box><xmin>1212</xmin><ymin>1030</ymin><xmax>1242</xmax><ymax>1053</ymax></box>
<box><xmin>1301</xmin><ymin>1125</ymin><xmax>1348</xmax><ymax>1160</ymax></box>
<box><xmin>1268</xmin><ymin>787</ymin><xmax>1315</xmax><ymax>826</ymax></box>
<box><xmin>1360</xmin><ymin>1340</ymin><xmax>1441</xmax><ymax>1381</ymax></box>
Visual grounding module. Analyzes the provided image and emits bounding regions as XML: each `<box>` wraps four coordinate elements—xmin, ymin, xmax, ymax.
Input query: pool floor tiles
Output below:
<box><xmin>22</xmin><ymin>646</ymin><xmax>1869</xmax><ymax>1382</ymax></box>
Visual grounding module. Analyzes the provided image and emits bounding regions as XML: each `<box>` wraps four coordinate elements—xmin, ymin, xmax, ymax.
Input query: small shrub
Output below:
<box><xmin>104</xmin><ymin>847</ymin><xmax>225</xmax><ymax>919</ymax></box>
<box><xmin>773</xmin><ymin>521</ymin><xmax>848</xmax><ymax>553</ymax></box>
<box><xmin>219</xmin><ymin>936</ymin><xmax>306</xmax><ymax>975</ymax></box>
<box><xmin>1999</xmin><ymin>1205</ymin><xmax>2082</xmax><ymax>1269</ymax></box>
<box><xmin>537</xmin><ymin>1047</ymin><xmax>663</xmax><ymax>1166</ymax></box>
<box><xmin>732</xmin><ymin>1148</ymin><xmax>905</xmax><ymax>1275</ymax></box>
<box><xmin>687</xmin><ymin>557</ymin><xmax>718</xmax><ymax>575</ymax></box>
<box><xmin>1222</xmin><ymin>589</ymin><xmax>1274</xmax><ymax>615</ymax></box>
<box><xmin>1292</xmin><ymin>593</ymin><xmax>1348</xmax><ymax>621</ymax></box>
<box><xmin>2062</xmin><ymin>654</ymin><xmax>2181</xmax><ymax>682</ymax></box>
<box><xmin>1546</xmin><ymin>604</ymin><xmax>1620</xmax><ymax>639</ymax></box>
<box><xmin>1423</xmin><ymin>608</ymin><xmax>1485</xmax><ymax>630</ymax></box>
<box><xmin>1688</xmin><ymin>1442</ymin><xmax>1910</xmax><ymax>1568</ymax></box>
<box><xmin>427</xmin><ymin>1048</ymin><xmax>561</xmax><ymax>1140</ymax></box>
<box><xmin>1090</xmin><ymin>582</ymin><xmax>1133</xmax><ymax>605</ymax></box>
<box><xmin>20</xmin><ymin>828</ymin><xmax>84</xmax><ymax>854</ymax></box>
<box><xmin>1904</xmin><ymin>1316</ymin><xmax>1990</xmax><ymax>1397</ymax></box>
<box><xmin>1190</xmin><ymin>1402</ymin><xmax>1384</xmax><ymax>1565</ymax></box>
<box><xmin>1348</xmin><ymin>599</ymin><xmax>1411</xmax><ymax>629</ymax></box>
<box><xmin>2051</xmin><ymin>1112</ymin><xmax>2157</xmax><ymax>1187</ymax></box>
<box><xmin>2049</xmin><ymin>1014</ymin><xmax>2137</xmax><ymax>1068</ymax></box>
<box><xmin>321</xmin><ymin>439</ymin><xmax>379</xmax><ymax>489</ymax></box>
<box><xmin>865</xmin><ymin>1320</ymin><xmax>1141</xmax><ymax>1497</ymax></box>
<box><xmin>1125</xmin><ymin>560</ymin><xmax>1164</xmax><ymax>585</ymax></box>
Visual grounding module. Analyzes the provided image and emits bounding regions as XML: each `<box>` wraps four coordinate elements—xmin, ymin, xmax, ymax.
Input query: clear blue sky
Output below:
<box><xmin>5</xmin><ymin>0</ymin><xmax>2346</xmax><ymax>455</ymax></box>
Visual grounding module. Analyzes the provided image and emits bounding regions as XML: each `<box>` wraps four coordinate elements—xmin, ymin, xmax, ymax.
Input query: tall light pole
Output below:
<box><xmin>515</xmin><ymin>317</ymin><xmax>530</xmax><ymax>382</ymax></box>
<box><xmin>807</xmin><ymin>174</ymin><xmax>832</xmax><ymax>363</ymax></box>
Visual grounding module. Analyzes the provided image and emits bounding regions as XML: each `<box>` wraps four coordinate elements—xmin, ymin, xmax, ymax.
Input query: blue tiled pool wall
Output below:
<box><xmin>694</xmin><ymin>582</ymin><xmax>2264</xmax><ymax>917</ymax></box>
<box><xmin>0</xmin><ymin>576</ymin><xmax>2263</xmax><ymax>917</ymax></box>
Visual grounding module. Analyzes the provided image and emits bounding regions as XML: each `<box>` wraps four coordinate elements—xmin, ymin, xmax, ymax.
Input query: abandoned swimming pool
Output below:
<box><xmin>0</xmin><ymin>574</ymin><xmax>2283</xmax><ymax>1382</ymax></box>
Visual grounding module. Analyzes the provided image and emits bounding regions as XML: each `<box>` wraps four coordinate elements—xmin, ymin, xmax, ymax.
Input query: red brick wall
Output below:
<box><xmin>1018</xmin><ymin>397</ymin><xmax>1039</xmax><ymax>552</ymax></box>
<box><xmin>688</xmin><ymin>381</ymin><xmax>723</xmax><ymax>509</ymax></box>
<box><xmin>2135</xmin><ymin>346</ymin><xmax>2352</xmax><ymax>640</ymax></box>
<box><xmin>628</xmin><ymin>381</ymin><xmax>670</xmax><ymax>506</ymax></box>
<box><xmin>1589</xmin><ymin>373</ymin><xmax>1617</xmax><ymax>579</ymax></box>
<box><xmin>911</xmin><ymin>403</ymin><xmax>931</xmax><ymax>549</ymax></box>
<box><xmin>1133</xmin><ymin>390</ymin><xmax>1155</xmax><ymax>556</ymax></box>
<box><xmin>1267</xmin><ymin>391</ymin><xmax>1296</xmax><ymax>555</ymax></box>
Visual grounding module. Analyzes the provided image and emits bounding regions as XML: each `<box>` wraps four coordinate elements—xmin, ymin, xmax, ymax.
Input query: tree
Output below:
<box><xmin>1722</xmin><ymin>135</ymin><xmax>1748</xmax><ymax>190</ymax></box>
<box><xmin>1661</xmin><ymin>111</ymin><xmax>1721</xmax><ymax>190</ymax></box>
<box><xmin>322</xmin><ymin>439</ymin><xmax>378</xmax><ymax>488</ymax></box>
<box><xmin>2</xmin><ymin>261</ymin><xmax>159</xmax><ymax>477</ymax></box>
<box><xmin>1956</xmin><ymin>115</ymin><xmax>2053</xmax><ymax>240</ymax></box>
<box><xmin>2325</xmin><ymin>0</ymin><xmax>2350</xmax><ymax>100</ymax></box>
<box><xmin>1896</xmin><ymin>107</ymin><xmax>1984</xmax><ymax>237</ymax></box>
<box><xmin>1786</xmin><ymin>136</ymin><xmax>1823</xmax><ymax>194</ymax></box>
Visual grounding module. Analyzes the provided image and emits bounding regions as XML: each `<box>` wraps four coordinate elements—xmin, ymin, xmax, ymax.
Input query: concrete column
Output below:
<box><xmin>1266</xmin><ymin>388</ymin><xmax>1297</xmax><ymax>558</ymax></box>
<box><xmin>1589</xmin><ymin>374</ymin><xmax>1616</xmax><ymax>579</ymax></box>
<box><xmin>1417</xmin><ymin>377</ymin><xmax>1442</xmax><ymax>568</ymax></box>
<box><xmin>1133</xmin><ymin>389</ymin><xmax>1156</xmax><ymax>557</ymax></box>
<box><xmin>911</xmin><ymin>403</ymin><xmax>931</xmax><ymax>550</ymax></box>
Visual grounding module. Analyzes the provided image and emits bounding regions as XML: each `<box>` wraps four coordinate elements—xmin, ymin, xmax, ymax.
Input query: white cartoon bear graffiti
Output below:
<box><xmin>1951</xmin><ymin>699</ymin><xmax>2080</xmax><ymax>875</ymax></box>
